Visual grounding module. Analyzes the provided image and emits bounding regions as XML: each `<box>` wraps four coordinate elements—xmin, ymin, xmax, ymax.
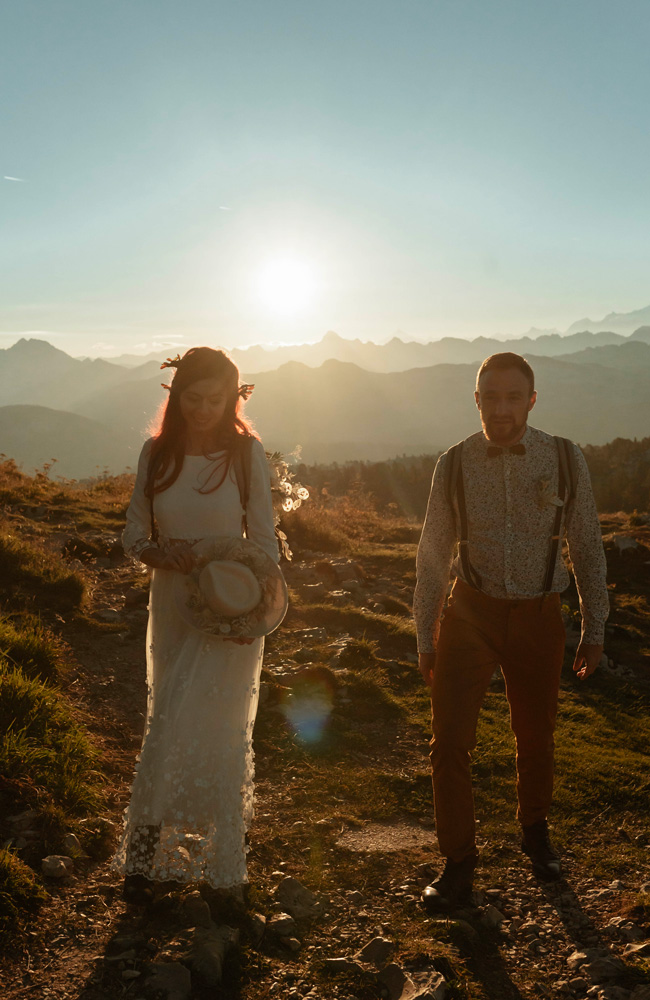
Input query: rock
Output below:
<box><xmin>8</xmin><ymin>809</ymin><xmax>39</xmax><ymax>828</ymax></box>
<box><xmin>346</xmin><ymin>889</ymin><xmax>366</xmax><ymax>905</ymax></box>
<box><xmin>610</xmin><ymin>534</ymin><xmax>639</xmax><ymax>552</ymax></box>
<box><xmin>121</xmin><ymin>969</ymin><xmax>140</xmax><ymax>980</ymax></box>
<box><xmin>292</xmin><ymin>627</ymin><xmax>328</xmax><ymax>643</ymax></box>
<box><xmin>97</xmin><ymin>609</ymin><xmax>122</xmax><ymax>621</ymax></box>
<box><xmin>124</xmin><ymin>586</ymin><xmax>149</xmax><ymax>607</ymax></box>
<box><xmin>378</xmin><ymin>963</ymin><xmax>416</xmax><ymax>1000</ymax></box>
<box><xmin>189</xmin><ymin>925</ymin><xmax>239</xmax><ymax>987</ymax></box>
<box><xmin>181</xmin><ymin>890</ymin><xmax>212</xmax><ymax>929</ymax></box>
<box><xmin>567</xmin><ymin>949</ymin><xmax>601</xmax><ymax>972</ymax></box>
<box><xmin>583</xmin><ymin>957</ymin><xmax>626</xmax><ymax>983</ymax></box>
<box><xmin>631</xmin><ymin>988</ymin><xmax>650</xmax><ymax>1000</ymax></box>
<box><xmin>147</xmin><ymin>962</ymin><xmax>192</xmax><ymax>1000</ymax></box>
<box><xmin>250</xmin><ymin>912</ymin><xmax>266</xmax><ymax>945</ymax></box>
<box><xmin>323</xmin><ymin>957</ymin><xmax>365</xmax><ymax>975</ymax></box>
<box><xmin>283</xmin><ymin>937</ymin><xmax>301</xmax><ymax>952</ymax></box>
<box><xmin>569</xmin><ymin>979</ymin><xmax>589</xmax><ymax>992</ymax></box>
<box><xmin>41</xmin><ymin>855</ymin><xmax>74</xmax><ymax>878</ymax></box>
<box><xmin>620</xmin><ymin>923</ymin><xmax>645</xmax><ymax>942</ymax></box>
<box><xmin>412</xmin><ymin>975</ymin><xmax>448</xmax><ymax>1000</ymax></box>
<box><xmin>357</xmin><ymin>936</ymin><xmax>395</xmax><ymax>967</ymax></box>
<box><xmin>624</xmin><ymin>941</ymin><xmax>650</xmax><ymax>957</ymax></box>
<box><xmin>482</xmin><ymin>904</ymin><xmax>505</xmax><ymax>928</ymax></box>
<box><xmin>62</xmin><ymin>833</ymin><xmax>87</xmax><ymax>857</ymax></box>
<box><xmin>267</xmin><ymin>912</ymin><xmax>298</xmax><ymax>937</ymax></box>
<box><xmin>104</xmin><ymin>949</ymin><xmax>137</xmax><ymax>963</ymax></box>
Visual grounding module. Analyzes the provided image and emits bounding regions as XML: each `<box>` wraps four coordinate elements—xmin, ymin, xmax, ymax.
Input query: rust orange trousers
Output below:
<box><xmin>430</xmin><ymin>578</ymin><xmax>566</xmax><ymax>862</ymax></box>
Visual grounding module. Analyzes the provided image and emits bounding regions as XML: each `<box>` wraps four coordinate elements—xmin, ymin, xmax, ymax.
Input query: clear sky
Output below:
<box><xmin>2</xmin><ymin>0</ymin><xmax>650</xmax><ymax>356</ymax></box>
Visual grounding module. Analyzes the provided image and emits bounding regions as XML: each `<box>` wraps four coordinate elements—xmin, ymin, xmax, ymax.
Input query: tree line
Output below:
<box><xmin>294</xmin><ymin>436</ymin><xmax>650</xmax><ymax>520</ymax></box>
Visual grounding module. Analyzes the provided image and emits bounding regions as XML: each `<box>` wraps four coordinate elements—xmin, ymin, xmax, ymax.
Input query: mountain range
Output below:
<box><xmin>105</xmin><ymin>325</ymin><xmax>650</xmax><ymax>375</ymax></box>
<box><xmin>2</xmin><ymin>332</ymin><xmax>650</xmax><ymax>475</ymax></box>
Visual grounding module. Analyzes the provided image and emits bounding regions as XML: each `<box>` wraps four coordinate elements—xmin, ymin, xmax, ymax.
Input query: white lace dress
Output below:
<box><xmin>113</xmin><ymin>437</ymin><xmax>279</xmax><ymax>888</ymax></box>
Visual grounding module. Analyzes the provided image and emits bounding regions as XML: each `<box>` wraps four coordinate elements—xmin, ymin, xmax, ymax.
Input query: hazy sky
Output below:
<box><xmin>2</xmin><ymin>0</ymin><xmax>650</xmax><ymax>356</ymax></box>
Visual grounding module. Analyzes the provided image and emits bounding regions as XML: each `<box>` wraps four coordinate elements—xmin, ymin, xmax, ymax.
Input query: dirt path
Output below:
<box><xmin>2</xmin><ymin>548</ymin><xmax>650</xmax><ymax>1000</ymax></box>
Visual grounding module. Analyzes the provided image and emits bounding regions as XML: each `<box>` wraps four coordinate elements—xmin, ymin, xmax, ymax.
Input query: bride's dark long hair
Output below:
<box><xmin>145</xmin><ymin>347</ymin><xmax>258</xmax><ymax>497</ymax></box>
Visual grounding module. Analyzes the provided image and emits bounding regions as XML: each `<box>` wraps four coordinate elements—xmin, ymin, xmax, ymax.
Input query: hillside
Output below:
<box><xmin>4</xmin><ymin>339</ymin><xmax>650</xmax><ymax>475</ymax></box>
<box><xmin>0</xmin><ymin>459</ymin><xmax>649</xmax><ymax>1000</ymax></box>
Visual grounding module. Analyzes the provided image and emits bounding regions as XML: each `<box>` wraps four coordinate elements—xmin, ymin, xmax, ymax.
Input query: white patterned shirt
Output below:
<box><xmin>414</xmin><ymin>424</ymin><xmax>609</xmax><ymax>653</ymax></box>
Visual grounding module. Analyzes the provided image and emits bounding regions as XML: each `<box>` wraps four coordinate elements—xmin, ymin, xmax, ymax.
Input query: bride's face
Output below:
<box><xmin>179</xmin><ymin>377</ymin><xmax>230</xmax><ymax>435</ymax></box>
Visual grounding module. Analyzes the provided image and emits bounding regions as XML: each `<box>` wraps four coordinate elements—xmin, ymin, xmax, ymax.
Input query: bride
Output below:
<box><xmin>113</xmin><ymin>346</ymin><xmax>286</xmax><ymax>903</ymax></box>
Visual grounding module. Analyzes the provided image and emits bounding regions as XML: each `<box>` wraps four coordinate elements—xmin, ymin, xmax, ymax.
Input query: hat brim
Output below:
<box><xmin>174</xmin><ymin>536</ymin><xmax>288</xmax><ymax>638</ymax></box>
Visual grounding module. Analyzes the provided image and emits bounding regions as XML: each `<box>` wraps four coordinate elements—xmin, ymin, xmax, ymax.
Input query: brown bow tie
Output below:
<box><xmin>486</xmin><ymin>443</ymin><xmax>526</xmax><ymax>457</ymax></box>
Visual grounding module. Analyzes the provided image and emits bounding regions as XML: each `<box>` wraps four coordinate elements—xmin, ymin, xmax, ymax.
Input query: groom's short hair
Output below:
<box><xmin>476</xmin><ymin>352</ymin><xmax>535</xmax><ymax>396</ymax></box>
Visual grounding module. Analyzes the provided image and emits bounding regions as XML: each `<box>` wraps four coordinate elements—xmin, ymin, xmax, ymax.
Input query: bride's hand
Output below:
<box><xmin>160</xmin><ymin>547</ymin><xmax>195</xmax><ymax>574</ymax></box>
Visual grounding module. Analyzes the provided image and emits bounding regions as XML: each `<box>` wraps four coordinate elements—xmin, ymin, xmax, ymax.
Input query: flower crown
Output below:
<box><xmin>159</xmin><ymin>355</ymin><xmax>254</xmax><ymax>399</ymax></box>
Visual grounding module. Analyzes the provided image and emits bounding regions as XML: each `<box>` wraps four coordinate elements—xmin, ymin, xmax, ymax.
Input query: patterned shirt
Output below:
<box><xmin>414</xmin><ymin>424</ymin><xmax>609</xmax><ymax>653</ymax></box>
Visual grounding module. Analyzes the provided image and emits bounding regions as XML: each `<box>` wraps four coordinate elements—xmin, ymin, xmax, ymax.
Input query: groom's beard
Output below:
<box><xmin>482</xmin><ymin>415</ymin><xmax>527</xmax><ymax>446</ymax></box>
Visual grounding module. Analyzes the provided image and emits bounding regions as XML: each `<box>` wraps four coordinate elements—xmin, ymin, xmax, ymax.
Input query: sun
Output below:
<box><xmin>255</xmin><ymin>258</ymin><xmax>317</xmax><ymax>315</ymax></box>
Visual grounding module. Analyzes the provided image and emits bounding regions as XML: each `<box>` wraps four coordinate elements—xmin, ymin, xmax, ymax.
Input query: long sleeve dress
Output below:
<box><xmin>113</xmin><ymin>436</ymin><xmax>279</xmax><ymax>889</ymax></box>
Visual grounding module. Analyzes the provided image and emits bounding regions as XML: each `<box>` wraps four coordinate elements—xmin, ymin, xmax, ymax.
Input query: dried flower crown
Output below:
<box><xmin>158</xmin><ymin>354</ymin><xmax>254</xmax><ymax>399</ymax></box>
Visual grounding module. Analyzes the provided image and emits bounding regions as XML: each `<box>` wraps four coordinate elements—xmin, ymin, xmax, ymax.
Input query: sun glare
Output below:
<box><xmin>256</xmin><ymin>258</ymin><xmax>317</xmax><ymax>315</ymax></box>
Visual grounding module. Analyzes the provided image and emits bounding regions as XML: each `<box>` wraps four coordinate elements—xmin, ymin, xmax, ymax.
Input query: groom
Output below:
<box><xmin>414</xmin><ymin>352</ymin><xmax>608</xmax><ymax>910</ymax></box>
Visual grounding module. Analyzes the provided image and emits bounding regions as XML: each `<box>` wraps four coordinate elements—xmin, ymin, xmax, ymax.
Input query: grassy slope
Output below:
<box><xmin>0</xmin><ymin>460</ymin><xmax>648</xmax><ymax>998</ymax></box>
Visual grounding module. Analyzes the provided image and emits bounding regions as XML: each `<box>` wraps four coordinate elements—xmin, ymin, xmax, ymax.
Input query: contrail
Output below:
<box><xmin>3</xmin><ymin>175</ymin><xmax>26</xmax><ymax>182</ymax></box>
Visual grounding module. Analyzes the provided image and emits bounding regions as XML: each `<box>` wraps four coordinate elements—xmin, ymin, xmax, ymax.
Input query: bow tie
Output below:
<box><xmin>486</xmin><ymin>443</ymin><xmax>526</xmax><ymax>457</ymax></box>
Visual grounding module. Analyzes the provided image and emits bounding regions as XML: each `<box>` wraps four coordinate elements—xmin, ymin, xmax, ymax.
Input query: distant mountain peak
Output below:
<box><xmin>8</xmin><ymin>337</ymin><xmax>66</xmax><ymax>356</ymax></box>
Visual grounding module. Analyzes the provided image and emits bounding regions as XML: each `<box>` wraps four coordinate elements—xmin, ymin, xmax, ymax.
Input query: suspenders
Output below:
<box><xmin>444</xmin><ymin>436</ymin><xmax>577</xmax><ymax>595</ymax></box>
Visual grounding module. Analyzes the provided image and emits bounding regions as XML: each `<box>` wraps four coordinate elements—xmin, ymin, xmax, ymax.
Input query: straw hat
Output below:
<box><xmin>175</xmin><ymin>536</ymin><xmax>288</xmax><ymax>638</ymax></box>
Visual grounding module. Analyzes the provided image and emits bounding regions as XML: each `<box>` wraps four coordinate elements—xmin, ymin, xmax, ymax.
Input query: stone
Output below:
<box><xmin>567</xmin><ymin>949</ymin><xmax>601</xmax><ymax>972</ymax></box>
<box><xmin>610</xmin><ymin>534</ymin><xmax>639</xmax><ymax>552</ymax></box>
<box><xmin>412</xmin><ymin>974</ymin><xmax>448</xmax><ymax>1000</ymax></box>
<box><xmin>323</xmin><ymin>957</ymin><xmax>365</xmax><ymax>974</ymax></box>
<box><xmin>620</xmin><ymin>923</ymin><xmax>645</xmax><ymax>942</ymax></box>
<box><xmin>189</xmin><ymin>925</ymin><xmax>239</xmax><ymax>987</ymax></box>
<box><xmin>268</xmin><ymin>912</ymin><xmax>298</xmax><ymax>937</ymax></box>
<box><xmin>62</xmin><ymin>832</ymin><xmax>87</xmax><ymax>857</ymax></box>
<box><xmin>623</xmin><ymin>941</ymin><xmax>650</xmax><ymax>957</ymax></box>
<box><xmin>147</xmin><ymin>962</ymin><xmax>192</xmax><ymax>1000</ymax></box>
<box><xmin>292</xmin><ymin>627</ymin><xmax>328</xmax><ymax>643</ymax></box>
<box><xmin>121</xmin><ymin>969</ymin><xmax>140</xmax><ymax>980</ymax></box>
<box><xmin>583</xmin><ymin>957</ymin><xmax>626</xmax><ymax>983</ymax></box>
<box><xmin>250</xmin><ymin>912</ymin><xmax>266</xmax><ymax>945</ymax></box>
<box><xmin>631</xmin><ymin>988</ymin><xmax>650</xmax><ymax>1000</ymax></box>
<box><xmin>283</xmin><ymin>937</ymin><xmax>302</xmax><ymax>952</ymax></box>
<box><xmin>41</xmin><ymin>855</ymin><xmax>74</xmax><ymax>878</ymax></box>
<box><xmin>181</xmin><ymin>890</ymin><xmax>212</xmax><ymax>929</ymax></box>
<box><xmin>357</xmin><ymin>936</ymin><xmax>395</xmax><ymax>967</ymax></box>
<box><xmin>569</xmin><ymin>979</ymin><xmax>589</xmax><ymax>992</ymax></box>
<box><xmin>378</xmin><ymin>963</ymin><xmax>416</xmax><ymax>1000</ymax></box>
<box><xmin>482</xmin><ymin>904</ymin><xmax>505</xmax><ymax>928</ymax></box>
<box><xmin>276</xmin><ymin>876</ymin><xmax>324</xmax><ymax>921</ymax></box>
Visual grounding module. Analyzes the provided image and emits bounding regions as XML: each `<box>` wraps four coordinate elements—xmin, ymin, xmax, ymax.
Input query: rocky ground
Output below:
<box><xmin>1</xmin><ymin>500</ymin><xmax>650</xmax><ymax>1000</ymax></box>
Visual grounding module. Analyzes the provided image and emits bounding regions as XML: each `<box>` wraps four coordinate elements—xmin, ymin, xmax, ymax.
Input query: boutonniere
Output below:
<box><xmin>536</xmin><ymin>477</ymin><xmax>564</xmax><ymax>510</ymax></box>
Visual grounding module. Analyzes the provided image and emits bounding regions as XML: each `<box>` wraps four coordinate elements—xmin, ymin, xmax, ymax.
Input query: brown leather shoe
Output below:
<box><xmin>421</xmin><ymin>854</ymin><xmax>477</xmax><ymax>912</ymax></box>
<box><xmin>521</xmin><ymin>820</ymin><xmax>562</xmax><ymax>881</ymax></box>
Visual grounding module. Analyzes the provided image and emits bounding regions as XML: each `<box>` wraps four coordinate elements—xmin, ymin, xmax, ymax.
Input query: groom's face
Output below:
<box><xmin>475</xmin><ymin>368</ymin><xmax>537</xmax><ymax>445</ymax></box>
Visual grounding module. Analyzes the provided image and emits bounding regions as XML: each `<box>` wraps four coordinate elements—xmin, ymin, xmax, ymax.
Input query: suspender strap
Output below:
<box><xmin>543</xmin><ymin>438</ymin><xmax>568</xmax><ymax>593</ymax></box>
<box><xmin>454</xmin><ymin>451</ymin><xmax>483</xmax><ymax>591</ymax></box>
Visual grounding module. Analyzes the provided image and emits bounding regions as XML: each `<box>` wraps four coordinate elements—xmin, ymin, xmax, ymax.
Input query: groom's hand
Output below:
<box><xmin>419</xmin><ymin>651</ymin><xmax>436</xmax><ymax>689</ymax></box>
<box><xmin>572</xmin><ymin>642</ymin><xmax>603</xmax><ymax>681</ymax></box>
